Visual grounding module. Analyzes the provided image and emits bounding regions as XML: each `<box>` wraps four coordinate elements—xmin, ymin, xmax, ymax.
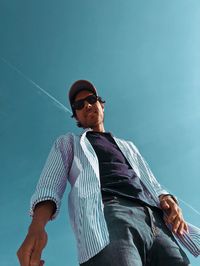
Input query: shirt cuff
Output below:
<box><xmin>29</xmin><ymin>190</ymin><xmax>61</xmax><ymax>220</ymax></box>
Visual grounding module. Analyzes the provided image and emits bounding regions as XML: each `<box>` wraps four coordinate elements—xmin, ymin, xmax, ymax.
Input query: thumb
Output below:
<box><xmin>160</xmin><ymin>200</ymin><xmax>170</xmax><ymax>210</ymax></box>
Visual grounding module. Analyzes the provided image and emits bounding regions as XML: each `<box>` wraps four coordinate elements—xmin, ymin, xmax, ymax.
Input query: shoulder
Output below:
<box><xmin>53</xmin><ymin>132</ymin><xmax>76</xmax><ymax>150</ymax></box>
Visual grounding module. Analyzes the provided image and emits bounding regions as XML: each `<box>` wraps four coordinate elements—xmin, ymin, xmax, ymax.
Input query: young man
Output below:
<box><xmin>17</xmin><ymin>80</ymin><xmax>200</xmax><ymax>266</ymax></box>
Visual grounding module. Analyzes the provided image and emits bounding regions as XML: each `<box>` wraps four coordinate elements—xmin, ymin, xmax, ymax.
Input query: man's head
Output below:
<box><xmin>69</xmin><ymin>80</ymin><xmax>105</xmax><ymax>130</ymax></box>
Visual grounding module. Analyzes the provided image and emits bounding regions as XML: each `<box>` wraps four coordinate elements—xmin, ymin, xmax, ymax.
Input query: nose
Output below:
<box><xmin>83</xmin><ymin>100</ymin><xmax>92</xmax><ymax>110</ymax></box>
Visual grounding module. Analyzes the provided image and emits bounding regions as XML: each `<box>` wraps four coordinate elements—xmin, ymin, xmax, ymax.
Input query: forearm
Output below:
<box><xmin>30</xmin><ymin>200</ymin><xmax>56</xmax><ymax>229</ymax></box>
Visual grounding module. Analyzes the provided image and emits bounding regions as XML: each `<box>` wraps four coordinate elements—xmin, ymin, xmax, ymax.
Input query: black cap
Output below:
<box><xmin>69</xmin><ymin>80</ymin><xmax>98</xmax><ymax>108</ymax></box>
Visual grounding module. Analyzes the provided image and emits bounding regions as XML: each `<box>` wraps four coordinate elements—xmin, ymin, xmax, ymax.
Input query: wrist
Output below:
<box><xmin>29</xmin><ymin>219</ymin><xmax>46</xmax><ymax>232</ymax></box>
<box><xmin>31</xmin><ymin>200</ymin><xmax>56</xmax><ymax>225</ymax></box>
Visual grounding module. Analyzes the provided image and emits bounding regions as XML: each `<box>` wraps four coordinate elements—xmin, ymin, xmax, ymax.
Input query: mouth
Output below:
<box><xmin>87</xmin><ymin>110</ymin><xmax>97</xmax><ymax>118</ymax></box>
<box><xmin>87</xmin><ymin>109</ymin><xmax>96</xmax><ymax>114</ymax></box>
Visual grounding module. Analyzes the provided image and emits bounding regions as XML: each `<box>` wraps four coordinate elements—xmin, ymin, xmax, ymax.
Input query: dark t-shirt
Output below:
<box><xmin>86</xmin><ymin>131</ymin><xmax>156</xmax><ymax>207</ymax></box>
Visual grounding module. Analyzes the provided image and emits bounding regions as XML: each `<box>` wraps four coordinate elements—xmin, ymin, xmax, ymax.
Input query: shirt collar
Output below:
<box><xmin>80</xmin><ymin>128</ymin><xmax>114</xmax><ymax>138</ymax></box>
<box><xmin>80</xmin><ymin>128</ymin><xmax>93</xmax><ymax>137</ymax></box>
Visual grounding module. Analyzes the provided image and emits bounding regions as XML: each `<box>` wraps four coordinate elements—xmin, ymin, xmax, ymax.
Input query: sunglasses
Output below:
<box><xmin>72</xmin><ymin>94</ymin><xmax>99</xmax><ymax>110</ymax></box>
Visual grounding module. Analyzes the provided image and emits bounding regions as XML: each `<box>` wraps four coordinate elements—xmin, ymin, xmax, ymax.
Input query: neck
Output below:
<box><xmin>90</xmin><ymin>123</ymin><xmax>105</xmax><ymax>132</ymax></box>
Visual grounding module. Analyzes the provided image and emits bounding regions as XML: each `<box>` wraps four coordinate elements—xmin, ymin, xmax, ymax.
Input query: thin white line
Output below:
<box><xmin>179</xmin><ymin>199</ymin><xmax>200</xmax><ymax>216</ymax></box>
<box><xmin>1</xmin><ymin>57</ymin><xmax>72</xmax><ymax>115</ymax></box>
<box><xmin>162</xmin><ymin>185</ymin><xmax>200</xmax><ymax>216</ymax></box>
<box><xmin>2</xmin><ymin>57</ymin><xmax>200</xmax><ymax>217</ymax></box>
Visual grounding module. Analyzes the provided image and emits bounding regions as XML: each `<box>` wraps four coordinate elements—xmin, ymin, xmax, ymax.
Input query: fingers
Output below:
<box><xmin>30</xmin><ymin>243</ymin><xmax>44</xmax><ymax>266</ymax></box>
<box><xmin>173</xmin><ymin>219</ymin><xmax>189</xmax><ymax>236</ymax></box>
<box><xmin>160</xmin><ymin>197</ymin><xmax>189</xmax><ymax>236</ymax></box>
<box><xmin>17</xmin><ymin>236</ymin><xmax>33</xmax><ymax>266</ymax></box>
<box><xmin>18</xmin><ymin>243</ymin><xmax>45</xmax><ymax>266</ymax></box>
<box><xmin>17</xmin><ymin>230</ymin><xmax>47</xmax><ymax>266</ymax></box>
<box><xmin>184</xmin><ymin>222</ymin><xmax>189</xmax><ymax>233</ymax></box>
<box><xmin>172</xmin><ymin>216</ymin><xmax>181</xmax><ymax>234</ymax></box>
<box><xmin>177</xmin><ymin>221</ymin><xmax>185</xmax><ymax>235</ymax></box>
<box><xmin>17</xmin><ymin>247</ymin><xmax>30</xmax><ymax>266</ymax></box>
<box><xmin>163</xmin><ymin>208</ymin><xmax>189</xmax><ymax>236</ymax></box>
<box><xmin>167</xmin><ymin>206</ymin><xmax>179</xmax><ymax>223</ymax></box>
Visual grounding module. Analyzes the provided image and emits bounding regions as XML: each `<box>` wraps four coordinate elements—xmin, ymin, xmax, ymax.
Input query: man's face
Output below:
<box><xmin>74</xmin><ymin>90</ymin><xmax>104</xmax><ymax>129</ymax></box>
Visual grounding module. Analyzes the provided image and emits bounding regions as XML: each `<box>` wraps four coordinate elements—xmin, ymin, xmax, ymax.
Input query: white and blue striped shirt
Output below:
<box><xmin>30</xmin><ymin>128</ymin><xmax>200</xmax><ymax>263</ymax></box>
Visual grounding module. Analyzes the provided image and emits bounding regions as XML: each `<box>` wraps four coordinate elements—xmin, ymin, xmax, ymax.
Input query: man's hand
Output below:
<box><xmin>159</xmin><ymin>195</ymin><xmax>189</xmax><ymax>236</ymax></box>
<box><xmin>17</xmin><ymin>200</ymin><xmax>56</xmax><ymax>266</ymax></box>
<box><xmin>17</xmin><ymin>225</ymin><xmax>47</xmax><ymax>266</ymax></box>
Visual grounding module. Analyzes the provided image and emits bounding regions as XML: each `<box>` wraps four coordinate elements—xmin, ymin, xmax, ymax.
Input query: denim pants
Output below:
<box><xmin>80</xmin><ymin>196</ymin><xmax>190</xmax><ymax>266</ymax></box>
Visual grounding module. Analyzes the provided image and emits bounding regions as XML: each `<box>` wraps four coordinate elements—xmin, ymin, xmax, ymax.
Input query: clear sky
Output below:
<box><xmin>0</xmin><ymin>1</ymin><xmax>200</xmax><ymax>265</ymax></box>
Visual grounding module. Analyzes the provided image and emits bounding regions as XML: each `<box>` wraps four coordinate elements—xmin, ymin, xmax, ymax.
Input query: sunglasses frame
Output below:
<box><xmin>72</xmin><ymin>94</ymin><xmax>99</xmax><ymax>110</ymax></box>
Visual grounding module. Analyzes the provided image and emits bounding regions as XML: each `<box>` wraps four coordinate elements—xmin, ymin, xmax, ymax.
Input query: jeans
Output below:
<box><xmin>80</xmin><ymin>196</ymin><xmax>190</xmax><ymax>266</ymax></box>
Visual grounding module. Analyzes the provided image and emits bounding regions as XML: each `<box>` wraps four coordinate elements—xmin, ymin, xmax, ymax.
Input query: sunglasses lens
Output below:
<box><xmin>73</xmin><ymin>101</ymin><xmax>84</xmax><ymax>110</ymax></box>
<box><xmin>87</xmin><ymin>95</ymin><xmax>98</xmax><ymax>104</ymax></box>
<box><xmin>73</xmin><ymin>95</ymin><xmax>98</xmax><ymax>110</ymax></box>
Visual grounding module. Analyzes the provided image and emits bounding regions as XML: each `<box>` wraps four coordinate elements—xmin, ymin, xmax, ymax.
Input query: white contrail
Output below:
<box><xmin>179</xmin><ymin>199</ymin><xmax>200</xmax><ymax>216</ymax></box>
<box><xmin>1</xmin><ymin>57</ymin><xmax>200</xmax><ymax>217</ymax></box>
<box><xmin>162</xmin><ymin>185</ymin><xmax>200</xmax><ymax>216</ymax></box>
<box><xmin>1</xmin><ymin>57</ymin><xmax>72</xmax><ymax>115</ymax></box>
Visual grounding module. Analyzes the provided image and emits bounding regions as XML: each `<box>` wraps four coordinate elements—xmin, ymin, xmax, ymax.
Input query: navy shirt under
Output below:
<box><xmin>86</xmin><ymin>131</ymin><xmax>155</xmax><ymax>206</ymax></box>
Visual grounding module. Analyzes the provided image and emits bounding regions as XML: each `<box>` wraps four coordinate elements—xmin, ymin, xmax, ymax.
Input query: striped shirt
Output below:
<box><xmin>30</xmin><ymin>128</ymin><xmax>200</xmax><ymax>263</ymax></box>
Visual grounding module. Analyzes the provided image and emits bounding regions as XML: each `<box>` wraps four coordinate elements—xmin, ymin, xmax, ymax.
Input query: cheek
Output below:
<box><xmin>75</xmin><ymin>112</ymin><xmax>83</xmax><ymax>121</ymax></box>
<box><xmin>97</xmin><ymin>102</ymin><xmax>104</xmax><ymax>113</ymax></box>
<box><xmin>99</xmin><ymin>110</ymin><xmax>104</xmax><ymax>120</ymax></box>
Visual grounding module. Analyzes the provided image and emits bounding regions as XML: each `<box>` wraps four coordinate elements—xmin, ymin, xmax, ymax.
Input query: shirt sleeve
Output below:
<box><xmin>29</xmin><ymin>134</ymin><xmax>73</xmax><ymax>220</ymax></box>
<box><xmin>128</xmin><ymin>141</ymin><xmax>169</xmax><ymax>199</ymax></box>
<box><xmin>128</xmin><ymin>141</ymin><xmax>200</xmax><ymax>257</ymax></box>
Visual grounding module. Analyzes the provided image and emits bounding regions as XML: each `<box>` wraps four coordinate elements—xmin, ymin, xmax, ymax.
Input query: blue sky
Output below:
<box><xmin>0</xmin><ymin>1</ymin><xmax>200</xmax><ymax>265</ymax></box>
